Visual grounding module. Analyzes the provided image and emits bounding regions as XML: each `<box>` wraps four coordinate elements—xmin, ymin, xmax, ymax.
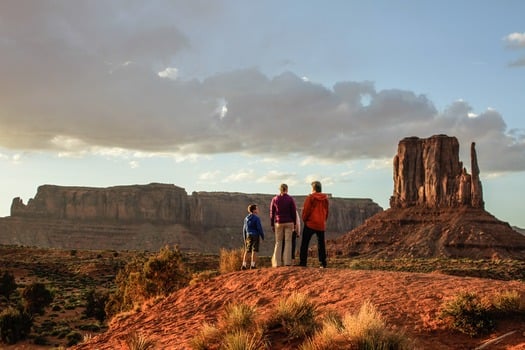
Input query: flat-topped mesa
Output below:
<box><xmin>10</xmin><ymin>183</ymin><xmax>189</xmax><ymax>223</ymax></box>
<box><xmin>390</xmin><ymin>135</ymin><xmax>484</xmax><ymax>209</ymax></box>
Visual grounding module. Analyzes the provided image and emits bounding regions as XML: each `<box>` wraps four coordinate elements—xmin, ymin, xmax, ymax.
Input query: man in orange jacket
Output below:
<box><xmin>299</xmin><ymin>181</ymin><xmax>329</xmax><ymax>268</ymax></box>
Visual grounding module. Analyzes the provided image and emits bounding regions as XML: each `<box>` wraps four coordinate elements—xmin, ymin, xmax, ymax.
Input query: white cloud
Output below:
<box><xmin>504</xmin><ymin>32</ymin><xmax>525</xmax><ymax>48</ymax></box>
<box><xmin>158</xmin><ymin>67</ymin><xmax>179</xmax><ymax>80</ymax></box>
<box><xmin>257</xmin><ymin>170</ymin><xmax>298</xmax><ymax>185</ymax></box>
<box><xmin>199</xmin><ymin>170</ymin><xmax>221</xmax><ymax>181</ymax></box>
<box><xmin>366</xmin><ymin>159</ymin><xmax>391</xmax><ymax>170</ymax></box>
<box><xmin>0</xmin><ymin>2</ymin><xmax>523</xmax><ymax>175</ymax></box>
<box><xmin>223</xmin><ymin>169</ymin><xmax>255</xmax><ymax>182</ymax></box>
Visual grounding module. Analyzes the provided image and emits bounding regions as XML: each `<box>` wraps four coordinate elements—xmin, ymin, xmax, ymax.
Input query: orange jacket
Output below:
<box><xmin>302</xmin><ymin>192</ymin><xmax>329</xmax><ymax>231</ymax></box>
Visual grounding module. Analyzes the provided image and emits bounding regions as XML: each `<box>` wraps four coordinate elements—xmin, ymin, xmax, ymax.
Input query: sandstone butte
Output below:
<box><xmin>6</xmin><ymin>134</ymin><xmax>525</xmax><ymax>349</ymax></box>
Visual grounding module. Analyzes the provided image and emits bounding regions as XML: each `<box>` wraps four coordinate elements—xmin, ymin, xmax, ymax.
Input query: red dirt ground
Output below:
<box><xmin>68</xmin><ymin>267</ymin><xmax>525</xmax><ymax>350</ymax></box>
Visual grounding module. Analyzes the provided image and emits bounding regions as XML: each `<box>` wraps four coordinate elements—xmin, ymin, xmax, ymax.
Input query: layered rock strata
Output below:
<box><xmin>0</xmin><ymin>184</ymin><xmax>382</xmax><ymax>255</ymax></box>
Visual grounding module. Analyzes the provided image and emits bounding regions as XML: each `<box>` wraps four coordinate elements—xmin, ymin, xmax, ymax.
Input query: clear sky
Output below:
<box><xmin>0</xmin><ymin>1</ymin><xmax>524</xmax><ymax>227</ymax></box>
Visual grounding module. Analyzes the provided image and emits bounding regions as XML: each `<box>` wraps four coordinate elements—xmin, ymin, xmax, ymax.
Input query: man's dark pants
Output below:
<box><xmin>299</xmin><ymin>225</ymin><xmax>327</xmax><ymax>267</ymax></box>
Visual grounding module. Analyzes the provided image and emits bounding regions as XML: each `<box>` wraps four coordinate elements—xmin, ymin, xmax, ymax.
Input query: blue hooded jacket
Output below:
<box><xmin>243</xmin><ymin>213</ymin><xmax>264</xmax><ymax>240</ymax></box>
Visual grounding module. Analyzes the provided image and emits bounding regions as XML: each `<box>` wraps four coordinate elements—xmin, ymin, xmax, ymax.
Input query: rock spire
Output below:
<box><xmin>390</xmin><ymin>134</ymin><xmax>484</xmax><ymax>209</ymax></box>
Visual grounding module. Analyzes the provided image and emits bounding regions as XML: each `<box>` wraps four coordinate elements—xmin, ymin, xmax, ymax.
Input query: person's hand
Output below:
<box><xmin>271</xmin><ymin>226</ymin><xmax>275</xmax><ymax>232</ymax></box>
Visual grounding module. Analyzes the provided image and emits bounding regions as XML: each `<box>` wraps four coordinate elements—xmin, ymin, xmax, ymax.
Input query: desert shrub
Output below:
<box><xmin>190</xmin><ymin>303</ymin><xmax>265</xmax><ymax>350</ymax></box>
<box><xmin>299</xmin><ymin>314</ymin><xmax>349</xmax><ymax>350</ymax></box>
<box><xmin>190</xmin><ymin>270</ymin><xmax>219</xmax><ymax>285</ymax></box>
<box><xmin>125</xmin><ymin>331</ymin><xmax>156</xmax><ymax>350</ymax></box>
<box><xmin>66</xmin><ymin>331</ymin><xmax>83</xmax><ymax>346</ymax></box>
<box><xmin>142</xmin><ymin>245</ymin><xmax>191</xmax><ymax>296</ymax></box>
<box><xmin>220</xmin><ymin>302</ymin><xmax>257</xmax><ymax>333</ymax></box>
<box><xmin>300</xmin><ymin>302</ymin><xmax>412</xmax><ymax>350</ymax></box>
<box><xmin>106</xmin><ymin>246</ymin><xmax>191</xmax><ymax>318</ymax></box>
<box><xmin>0</xmin><ymin>306</ymin><xmax>32</xmax><ymax>344</ymax></box>
<box><xmin>439</xmin><ymin>291</ymin><xmax>494</xmax><ymax>336</ymax></box>
<box><xmin>0</xmin><ymin>270</ymin><xmax>17</xmax><ymax>300</ymax></box>
<box><xmin>84</xmin><ymin>288</ymin><xmax>109</xmax><ymax>322</ymax></box>
<box><xmin>21</xmin><ymin>282</ymin><xmax>53</xmax><ymax>315</ymax></box>
<box><xmin>189</xmin><ymin>322</ymin><xmax>221</xmax><ymax>350</ymax></box>
<box><xmin>219</xmin><ymin>248</ymin><xmax>244</xmax><ymax>274</ymax></box>
<box><xmin>342</xmin><ymin>300</ymin><xmax>411</xmax><ymax>350</ymax></box>
<box><xmin>222</xmin><ymin>330</ymin><xmax>269</xmax><ymax>350</ymax></box>
<box><xmin>490</xmin><ymin>290</ymin><xmax>523</xmax><ymax>315</ymax></box>
<box><xmin>267</xmin><ymin>292</ymin><xmax>318</xmax><ymax>340</ymax></box>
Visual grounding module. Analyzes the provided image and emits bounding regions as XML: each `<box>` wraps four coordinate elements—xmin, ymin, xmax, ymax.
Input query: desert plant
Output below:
<box><xmin>84</xmin><ymin>288</ymin><xmax>109</xmax><ymax>322</ymax></box>
<box><xmin>219</xmin><ymin>248</ymin><xmax>244</xmax><ymax>274</ymax></box>
<box><xmin>125</xmin><ymin>331</ymin><xmax>156</xmax><ymax>350</ymax></box>
<box><xmin>143</xmin><ymin>245</ymin><xmax>191</xmax><ymax>296</ymax></box>
<box><xmin>222</xmin><ymin>330</ymin><xmax>269</xmax><ymax>350</ymax></box>
<box><xmin>0</xmin><ymin>306</ymin><xmax>32</xmax><ymax>344</ymax></box>
<box><xmin>66</xmin><ymin>331</ymin><xmax>83</xmax><ymax>346</ymax></box>
<box><xmin>190</xmin><ymin>303</ymin><xmax>262</xmax><ymax>349</ymax></box>
<box><xmin>342</xmin><ymin>300</ymin><xmax>411</xmax><ymax>349</ymax></box>
<box><xmin>299</xmin><ymin>314</ymin><xmax>348</xmax><ymax>350</ymax></box>
<box><xmin>106</xmin><ymin>246</ymin><xmax>191</xmax><ymax>318</ymax></box>
<box><xmin>439</xmin><ymin>291</ymin><xmax>494</xmax><ymax>336</ymax></box>
<box><xmin>190</xmin><ymin>270</ymin><xmax>219</xmax><ymax>285</ymax></box>
<box><xmin>189</xmin><ymin>322</ymin><xmax>221</xmax><ymax>350</ymax></box>
<box><xmin>267</xmin><ymin>292</ymin><xmax>318</xmax><ymax>340</ymax></box>
<box><xmin>0</xmin><ymin>270</ymin><xmax>17</xmax><ymax>300</ymax></box>
<box><xmin>21</xmin><ymin>282</ymin><xmax>53</xmax><ymax>315</ymax></box>
<box><xmin>490</xmin><ymin>290</ymin><xmax>522</xmax><ymax>315</ymax></box>
<box><xmin>220</xmin><ymin>302</ymin><xmax>257</xmax><ymax>333</ymax></box>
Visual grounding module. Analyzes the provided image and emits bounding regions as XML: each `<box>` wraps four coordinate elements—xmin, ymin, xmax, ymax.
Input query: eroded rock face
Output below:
<box><xmin>327</xmin><ymin>135</ymin><xmax>525</xmax><ymax>259</ymax></box>
<box><xmin>390</xmin><ymin>135</ymin><xmax>484</xmax><ymax>209</ymax></box>
<box><xmin>1</xmin><ymin>184</ymin><xmax>382</xmax><ymax>255</ymax></box>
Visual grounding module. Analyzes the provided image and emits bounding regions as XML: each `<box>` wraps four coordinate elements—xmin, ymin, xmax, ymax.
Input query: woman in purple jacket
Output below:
<box><xmin>270</xmin><ymin>183</ymin><xmax>297</xmax><ymax>267</ymax></box>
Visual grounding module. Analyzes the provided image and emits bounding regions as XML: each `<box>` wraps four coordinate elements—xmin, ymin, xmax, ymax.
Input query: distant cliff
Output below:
<box><xmin>0</xmin><ymin>183</ymin><xmax>382</xmax><ymax>255</ymax></box>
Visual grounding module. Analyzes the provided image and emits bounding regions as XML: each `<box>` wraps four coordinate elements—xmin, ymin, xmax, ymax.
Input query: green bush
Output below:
<box><xmin>439</xmin><ymin>291</ymin><xmax>494</xmax><ymax>336</ymax></box>
<box><xmin>106</xmin><ymin>246</ymin><xmax>191</xmax><ymax>319</ymax></box>
<box><xmin>0</xmin><ymin>271</ymin><xmax>17</xmax><ymax>300</ymax></box>
<box><xmin>0</xmin><ymin>306</ymin><xmax>32</xmax><ymax>344</ymax></box>
<box><xmin>21</xmin><ymin>282</ymin><xmax>53</xmax><ymax>315</ymax></box>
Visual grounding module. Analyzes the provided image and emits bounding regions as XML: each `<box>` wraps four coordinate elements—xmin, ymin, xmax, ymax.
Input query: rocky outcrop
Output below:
<box><xmin>390</xmin><ymin>135</ymin><xmax>483</xmax><ymax>209</ymax></box>
<box><xmin>0</xmin><ymin>184</ymin><xmax>382</xmax><ymax>255</ymax></box>
<box><xmin>328</xmin><ymin>135</ymin><xmax>525</xmax><ymax>260</ymax></box>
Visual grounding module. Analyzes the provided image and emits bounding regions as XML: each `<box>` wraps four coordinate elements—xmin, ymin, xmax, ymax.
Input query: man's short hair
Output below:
<box><xmin>248</xmin><ymin>204</ymin><xmax>257</xmax><ymax>213</ymax></box>
<box><xmin>311</xmin><ymin>181</ymin><xmax>322</xmax><ymax>192</ymax></box>
<box><xmin>280</xmin><ymin>183</ymin><xmax>288</xmax><ymax>193</ymax></box>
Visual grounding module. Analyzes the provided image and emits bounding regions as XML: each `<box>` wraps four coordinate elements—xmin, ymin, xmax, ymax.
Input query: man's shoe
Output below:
<box><xmin>241</xmin><ymin>265</ymin><xmax>247</xmax><ymax>270</ymax></box>
<box><xmin>250</xmin><ymin>265</ymin><xmax>257</xmax><ymax>269</ymax></box>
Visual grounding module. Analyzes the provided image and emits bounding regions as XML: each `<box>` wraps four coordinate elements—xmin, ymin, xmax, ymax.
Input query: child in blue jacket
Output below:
<box><xmin>242</xmin><ymin>204</ymin><xmax>264</xmax><ymax>269</ymax></box>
